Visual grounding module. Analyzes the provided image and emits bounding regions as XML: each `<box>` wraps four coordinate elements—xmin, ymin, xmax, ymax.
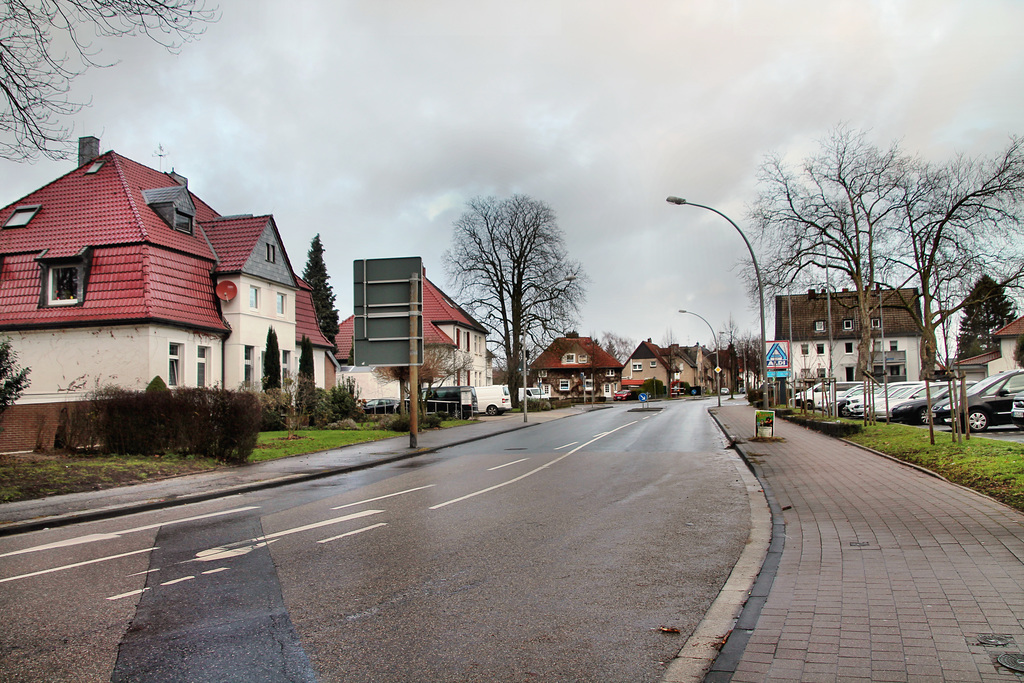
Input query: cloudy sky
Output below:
<box><xmin>2</xmin><ymin>0</ymin><xmax>1022</xmax><ymax>356</ymax></box>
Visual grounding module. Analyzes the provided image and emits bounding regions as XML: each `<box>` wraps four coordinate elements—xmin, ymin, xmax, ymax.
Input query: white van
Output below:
<box><xmin>474</xmin><ymin>385</ymin><xmax>511</xmax><ymax>416</ymax></box>
<box><xmin>518</xmin><ymin>386</ymin><xmax>551</xmax><ymax>401</ymax></box>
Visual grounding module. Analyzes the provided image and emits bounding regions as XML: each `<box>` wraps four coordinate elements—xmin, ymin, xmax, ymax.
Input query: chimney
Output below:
<box><xmin>168</xmin><ymin>168</ymin><xmax>188</xmax><ymax>188</ymax></box>
<box><xmin>78</xmin><ymin>136</ymin><xmax>100</xmax><ymax>167</ymax></box>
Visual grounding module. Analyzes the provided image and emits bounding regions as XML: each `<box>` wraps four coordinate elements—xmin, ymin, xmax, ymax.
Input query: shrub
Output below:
<box><xmin>384</xmin><ymin>413</ymin><xmax>410</xmax><ymax>432</ymax></box>
<box><xmin>312</xmin><ymin>384</ymin><xmax>360</xmax><ymax>426</ymax></box>
<box><xmin>145</xmin><ymin>375</ymin><xmax>169</xmax><ymax>392</ymax></box>
<box><xmin>325</xmin><ymin>418</ymin><xmax>360</xmax><ymax>430</ymax></box>
<box><xmin>420</xmin><ymin>413</ymin><xmax>443</xmax><ymax>429</ymax></box>
<box><xmin>259</xmin><ymin>388</ymin><xmax>289</xmax><ymax>431</ymax></box>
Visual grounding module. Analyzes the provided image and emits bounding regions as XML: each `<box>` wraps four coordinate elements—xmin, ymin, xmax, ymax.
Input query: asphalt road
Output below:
<box><xmin>0</xmin><ymin>399</ymin><xmax>751</xmax><ymax>682</ymax></box>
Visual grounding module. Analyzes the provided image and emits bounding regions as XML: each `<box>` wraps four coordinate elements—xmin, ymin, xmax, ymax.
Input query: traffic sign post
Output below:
<box><xmin>354</xmin><ymin>257</ymin><xmax>423</xmax><ymax>447</ymax></box>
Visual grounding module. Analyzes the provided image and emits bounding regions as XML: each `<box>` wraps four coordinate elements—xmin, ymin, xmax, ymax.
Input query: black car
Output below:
<box><xmin>1012</xmin><ymin>392</ymin><xmax>1024</xmax><ymax>429</ymax></box>
<box><xmin>363</xmin><ymin>398</ymin><xmax>400</xmax><ymax>414</ymax></box>
<box><xmin>890</xmin><ymin>386</ymin><xmax>950</xmax><ymax>425</ymax></box>
<box><xmin>933</xmin><ymin>369</ymin><xmax>1024</xmax><ymax>432</ymax></box>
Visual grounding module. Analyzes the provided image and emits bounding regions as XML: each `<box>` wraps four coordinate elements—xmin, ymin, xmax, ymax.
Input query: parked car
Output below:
<box><xmin>613</xmin><ymin>388</ymin><xmax>635</xmax><ymax>401</ymax></box>
<box><xmin>836</xmin><ymin>385</ymin><xmax>866</xmax><ymax>417</ymax></box>
<box><xmin>474</xmin><ymin>384</ymin><xmax>511</xmax><ymax>416</ymax></box>
<box><xmin>794</xmin><ymin>381</ymin><xmax>859</xmax><ymax>410</ymax></box>
<box><xmin>933</xmin><ymin>369</ymin><xmax>1024</xmax><ymax>432</ymax></box>
<box><xmin>848</xmin><ymin>382</ymin><xmax>925</xmax><ymax>419</ymax></box>
<box><xmin>519</xmin><ymin>387</ymin><xmax>551</xmax><ymax>401</ymax></box>
<box><xmin>890</xmin><ymin>386</ymin><xmax>951</xmax><ymax>425</ymax></box>
<box><xmin>1012</xmin><ymin>392</ymin><xmax>1024</xmax><ymax>429</ymax></box>
<box><xmin>363</xmin><ymin>398</ymin><xmax>399</xmax><ymax>414</ymax></box>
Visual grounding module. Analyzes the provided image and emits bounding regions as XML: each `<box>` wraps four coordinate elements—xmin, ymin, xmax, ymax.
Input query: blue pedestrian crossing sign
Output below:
<box><xmin>766</xmin><ymin>341</ymin><xmax>790</xmax><ymax>370</ymax></box>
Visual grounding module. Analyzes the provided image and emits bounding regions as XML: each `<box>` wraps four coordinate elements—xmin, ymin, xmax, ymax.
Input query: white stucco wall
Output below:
<box><xmin>8</xmin><ymin>325</ymin><xmax>225</xmax><ymax>404</ymax></box>
<box><xmin>218</xmin><ymin>274</ymin><xmax>297</xmax><ymax>389</ymax></box>
<box><xmin>337</xmin><ymin>367</ymin><xmax>400</xmax><ymax>400</ymax></box>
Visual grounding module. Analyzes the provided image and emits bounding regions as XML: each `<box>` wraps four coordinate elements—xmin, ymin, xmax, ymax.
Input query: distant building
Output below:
<box><xmin>775</xmin><ymin>287</ymin><xmax>923</xmax><ymax>383</ymax></box>
<box><xmin>530</xmin><ymin>335</ymin><xmax>624</xmax><ymax>399</ymax></box>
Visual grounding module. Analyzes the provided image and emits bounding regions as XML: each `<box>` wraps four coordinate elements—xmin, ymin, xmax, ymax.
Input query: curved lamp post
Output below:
<box><xmin>667</xmin><ymin>196</ymin><xmax>769</xmax><ymax>410</ymax></box>
<box><xmin>679</xmin><ymin>309</ymin><xmax>721</xmax><ymax>407</ymax></box>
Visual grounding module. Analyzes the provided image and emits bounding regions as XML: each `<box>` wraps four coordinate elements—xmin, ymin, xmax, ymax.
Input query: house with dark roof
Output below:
<box><xmin>620</xmin><ymin>339</ymin><xmax>720</xmax><ymax>396</ymax></box>
<box><xmin>0</xmin><ymin>137</ymin><xmax>338</xmax><ymax>451</ymax></box>
<box><xmin>335</xmin><ymin>272</ymin><xmax>491</xmax><ymax>396</ymax></box>
<box><xmin>530</xmin><ymin>335</ymin><xmax>624</xmax><ymax>400</ymax></box>
<box><xmin>774</xmin><ymin>287</ymin><xmax>924</xmax><ymax>383</ymax></box>
<box><xmin>956</xmin><ymin>314</ymin><xmax>1024</xmax><ymax>380</ymax></box>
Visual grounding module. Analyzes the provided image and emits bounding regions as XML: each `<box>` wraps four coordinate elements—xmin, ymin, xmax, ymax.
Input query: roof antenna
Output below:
<box><xmin>153</xmin><ymin>144</ymin><xmax>167</xmax><ymax>172</ymax></box>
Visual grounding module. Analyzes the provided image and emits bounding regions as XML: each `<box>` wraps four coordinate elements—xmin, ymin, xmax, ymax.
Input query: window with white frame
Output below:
<box><xmin>845</xmin><ymin>342</ymin><xmax>854</xmax><ymax>353</ymax></box>
<box><xmin>603</xmin><ymin>383</ymin><xmax>611</xmax><ymax>394</ymax></box>
<box><xmin>244</xmin><ymin>346</ymin><xmax>254</xmax><ymax>386</ymax></box>
<box><xmin>168</xmin><ymin>343</ymin><xmax>181</xmax><ymax>387</ymax></box>
<box><xmin>606</xmin><ymin>369</ymin><xmax>615</xmax><ymax>376</ymax></box>
<box><xmin>4</xmin><ymin>205</ymin><xmax>40</xmax><ymax>228</ymax></box>
<box><xmin>276</xmin><ymin>292</ymin><xmax>286</xmax><ymax>315</ymax></box>
<box><xmin>632</xmin><ymin>362</ymin><xmax>643</xmax><ymax>372</ymax></box>
<box><xmin>249</xmin><ymin>286</ymin><xmax>260</xmax><ymax>310</ymax></box>
<box><xmin>801</xmin><ymin>343</ymin><xmax>809</xmax><ymax>355</ymax></box>
<box><xmin>584</xmin><ymin>378</ymin><xmax>593</xmax><ymax>391</ymax></box>
<box><xmin>563</xmin><ymin>353</ymin><xmax>576</xmax><ymax>364</ymax></box>
<box><xmin>578</xmin><ymin>354</ymin><xmax>588</xmax><ymax>363</ymax></box>
<box><xmin>871</xmin><ymin>318</ymin><xmax>881</xmax><ymax>329</ymax></box>
<box><xmin>650</xmin><ymin>360</ymin><xmax>657</xmax><ymax>368</ymax></box>
<box><xmin>890</xmin><ymin>340</ymin><xmax>898</xmax><ymax>351</ymax></box>
<box><xmin>281</xmin><ymin>350</ymin><xmax>291</xmax><ymax>379</ymax></box>
<box><xmin>537</xmin><ymin>370</ymin><xmax>547</xmax><ymax>378</ymax></box>
<box><xmin>842</xmin><ymin>319</ymin><xmax>853</xmax><ymax>330</ymax></box>
<box><xmin>47</xmin><ymin>265</ymin><xmax>83</xmax><ymax>305</ymax></box>
<box><xmin>559</xmin><ymin>379</ymin><xmax>570</xmax><ymax>391</ymax></box>
<box><xmin>814</xmin><ymin>320</ymin><xmax>825</xmax><ymax>332</ymax></box>
<box><xmin>816</xmin><ymin>343</ymin><xmax>825</xmax><ymax>354</ymax></box>
<box><xmin>197</xmin><ymin>346</ymin><xmax>209</xmax><ymax>387</ymax></box>
<box><xmin>817</xmin><ymin>367</ymin><xmax>826</xmax><ymax>377</ymax></box>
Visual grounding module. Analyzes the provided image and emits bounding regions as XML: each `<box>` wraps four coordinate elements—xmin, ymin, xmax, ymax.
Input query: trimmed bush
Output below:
<box><xmin>785</xmin><ymin>414</ymin><xmax>862</xmax><ymax>438</ymax></box>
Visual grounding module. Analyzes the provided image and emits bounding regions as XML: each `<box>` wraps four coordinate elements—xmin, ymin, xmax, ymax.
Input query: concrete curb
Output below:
<box><xmin>661</xmin><ymin>410</ymin><xmax>775</xmax><ymax>683</ymax></box>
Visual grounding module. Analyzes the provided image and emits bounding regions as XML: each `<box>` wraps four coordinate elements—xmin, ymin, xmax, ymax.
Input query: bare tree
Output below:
<box><xmin>598</xmin><ymin>331</ymin><xmax>635</xmax><ymax>364</ymax></box>
<box><xmin>751</xmin><ymin>125</ymin><xmax>904</xmax><ymax>381</ymax></box>
<box><xmin>1</xmin><ymin>0</ymin><xmax>218</xmax><ymax>161</ymax></box>
<box><xmin>444</xmin><ymin>195</ymin><xmax>587</xmax><ymax>407</ymax></box>
<box><xmin>883</xmin><ymin>138</ymin><xmax>1024</xmax><ymax>380</ymax></box>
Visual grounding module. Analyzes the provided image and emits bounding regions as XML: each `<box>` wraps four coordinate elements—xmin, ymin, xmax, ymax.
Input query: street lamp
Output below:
<box><xmin>667</xmin><ymin>196</ymin><xmax>769</xmax><ymax>410</ymax></box>
<box><xmin>523</xmin><ymin>275</ymin><xmax>576</xmax><ymax>423</ymax></box>
<box><xmin>679</xmin><ymin>309</ymin><xmax>721</xmax><ymax>407</ymax></box>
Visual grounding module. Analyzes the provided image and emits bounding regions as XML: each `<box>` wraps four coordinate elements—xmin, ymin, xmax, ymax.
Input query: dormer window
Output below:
<box><xmin>4</xmin><ymin>205</ymin><xmax>40</xmax><ymax>228</ymax></box>
<box><xmin>563</xmin><ymin>353</ymin><xmax>576</xmax><ymax>364</ymax></box>
<box><xmin>578</xmin><ymin>354</ymin><xmax>588</xmax><ymax>363</ymax></box>
<box><xmin>37</xmin><ymin>248</ymin><xmax>92</xmax><ymax>307</ymax></box>
<box><xmin>173</xmin><ymin>210</ymin><xmax>193</xmax><ymax>234</ymax></box>
<box><xmin>266</xmin><ymin>244</ymin><xmax>276</xmax><ymax>263</ymax></box>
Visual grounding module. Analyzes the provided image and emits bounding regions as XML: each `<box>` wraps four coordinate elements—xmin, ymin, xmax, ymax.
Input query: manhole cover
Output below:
<box><xmin>977</xmin><ymin>635</ymin><xmax>1012</xmax><ymax>647</ymax></box>
<box><xmin>997</xmin><ymin>653</ymin><xmax>1024</xmax><ymax>673</ymax></box>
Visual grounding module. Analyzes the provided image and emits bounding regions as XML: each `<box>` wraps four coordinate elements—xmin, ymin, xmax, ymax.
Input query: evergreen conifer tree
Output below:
<box><xmin>263</xmin><ymin>327</ymin><xmax>281</xmax><ymax>390</ymax></box>
<box><xmin>956</xmin><ymin>275</ymin><xmax>1017</xmax><ymax>358</ymax></box>
<box><xmin>299</xmin><ymin>335</ymin><xmax>315</xmax><ymax>379</ymax></box>
<box><xmin>302</xmin><ymin>234</ymin><xmax>339</xmax><ymax>348</ymax></box>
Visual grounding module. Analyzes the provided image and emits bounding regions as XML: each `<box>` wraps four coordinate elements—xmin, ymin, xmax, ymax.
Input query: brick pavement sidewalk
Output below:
<box><xmin>712</xmin><ymin>405</ymin><xmax>1024</xmax><ymax>683</ymax></box>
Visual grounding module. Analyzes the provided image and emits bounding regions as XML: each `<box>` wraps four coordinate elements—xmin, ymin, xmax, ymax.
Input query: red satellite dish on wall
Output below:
<box><xmin>215</xmin><ymin>281</ymin><xmax>238</xmax><ymax>301</ymax></box>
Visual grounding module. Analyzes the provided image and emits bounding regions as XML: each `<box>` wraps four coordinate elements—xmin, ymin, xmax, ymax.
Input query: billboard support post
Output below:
<box><xmin>409</xmin><ymin>272</ymin><xmax>420</xmax><ymax>448</ymax></box>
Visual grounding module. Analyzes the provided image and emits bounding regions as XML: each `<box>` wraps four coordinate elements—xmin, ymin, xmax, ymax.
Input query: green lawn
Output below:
<box><xmin>843</xmin><ymin>421</ymin><xmax>1024</xmax><ymax>512</ymax></box>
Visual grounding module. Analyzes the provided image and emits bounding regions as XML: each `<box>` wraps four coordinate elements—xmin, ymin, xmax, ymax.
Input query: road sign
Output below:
<box><xmin>768</xmin><ymin>370</ymin><xmax>790</xmax><ymax>378</ymax></box>
<box><xmin>766</xmin><ymin>341</ymin><xmax>790</xmax><ymax>370</ymax></box>
<box><xmin>353</xmin><ymin>257</ymin><xmax>423</xmax><ymax>367</ymax></box>
<box><xmin>638</xmin><ymin>393</ymin><xmax>649</xmax><ymax>402</ymax></box>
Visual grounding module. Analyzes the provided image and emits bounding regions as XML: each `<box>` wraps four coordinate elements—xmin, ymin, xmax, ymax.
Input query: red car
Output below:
<box><xmin>613</xmin><ymin>389</ymin><xmax>635</xmax><ymax>401</ymax></box>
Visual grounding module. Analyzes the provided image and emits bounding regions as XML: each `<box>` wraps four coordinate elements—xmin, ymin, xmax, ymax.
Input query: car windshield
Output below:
<box><xmin>965</xmin><ymin>373</ymin><xmax>1010</xmax><ymax>396</ymax></box>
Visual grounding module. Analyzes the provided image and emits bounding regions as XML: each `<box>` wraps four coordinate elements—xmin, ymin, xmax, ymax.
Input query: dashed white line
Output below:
<box><xmin>317</xmin><ymin>522</ymin><xmax>388</xmax><ymax>544</ymax></box>
<box><xmin>0</xmin><ymin>547</ymin><xmax>157</xmax><ymax>584</ymax></box>
<box><xmin>160</xmin><ymin>575</ymin><xmax>194</xmax><ymax>586</ymax></box>
<box><xmin>429</xmin><ymin>421</ymin><xmax>638</xmax><ymax>510</ymax></box>
<box><xmin>202</xmin><ymin>567</ymin><xmax>230</xmax><ymax>575</ymax></box>
<box><xmin>554</xmin><ymin>442</ymin><xmax>578</xmax><ymax>450</ymax></box>
<box><xmin>107</xmin><ymin>587</ymin><xmax>149</xmax><ymax>601</ymax></box>
<box><xmin>331</xmin><ymin>485</ymin><xmax>434</xmax><ymax>510</ymax></box>
<box><xmin>488</xmin><ymin>458</ymin><xmax>529</xmax><ymax>471</ymax></box>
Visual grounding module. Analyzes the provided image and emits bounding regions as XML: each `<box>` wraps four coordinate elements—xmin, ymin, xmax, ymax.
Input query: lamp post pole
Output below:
<box><xmin>679</xmin><ymin>309</ymin><xmax>721</xmax><ymax>407</ymax></box>
<box><xmin>667</xmin><ymin>197</ymin><xmax>769</xmax><ymax>410</ymax></box>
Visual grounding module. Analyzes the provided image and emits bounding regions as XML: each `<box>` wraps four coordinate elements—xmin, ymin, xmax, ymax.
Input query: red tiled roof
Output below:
<box><xmin>202</xmin><ymin>214</ymin><xmax>271</xmax><ymax>273</ymax></box>
<box><xmin>532</xmin><ymin>337</ymin><xmax>624</xmax><ymax>370</ymax></box>
<box><xmin>294</xmin><ymin>277</ymin><xmax>334</xmax><ymax>349</ymax></box>
<box><xmin>335</xmin><ymin>314</ymin><xmax>455</xmax><ymax>363</ymax></box>
<box><xmin>0</xmin><ymin>244</ymin><xmax>227</xmax><ymax>332</ymax></box>
<box><xmin>955</xmin><ymin>349</ymin><xmax>1002</xmax><ymax>366</ymax></box>
<box><xmin>0</xmin><ymin>152</ymin><xmax>219</xmax><ymax>261</ymax></box>
<box><xmin>423</xmin><ymin>276</ymin><xmax>486</xmax><ymax>333</ymax></box>
<box><xmin>994</xmin><ymin>315</ymin><xmax>1024</xmax><ymax>338</ymax></box>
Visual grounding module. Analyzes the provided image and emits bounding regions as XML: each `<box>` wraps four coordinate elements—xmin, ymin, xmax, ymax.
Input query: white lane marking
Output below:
<box><xmin>127</xmin><ymin>568</ymin><xmax>160</xmax><ymax>577</ymax></box>
<box><xmin>643</xmin><ymin>415</ymin><xmax>654</xmax><ymax>420</ymax></box>
<box><xmin>107</xmin><ymin>587</ymin><xmax>149</xmax><ymax>601</ymax></box>
<box><xmin>488</xmin><ymin>458</ymin><xmax>529</xmax><ymax>471</ymax></box>
<box><xmin>160</xmin><ymin>575</ymin><xmax>194</xmax><ymax>586</ymax></box>
<box><xmin>0</xmin><ymin>506</ymin><xmax>260</xmax><ymax>559</ymax></box>
<box><xmin>190</xmin><ymin>509</ymin><xmax>385</xmax><ymax>561</ymax></box>
<box><xmin>317</xmin><ymin>522</ymin><xmax>388</xmax><ymax>544</ymax></box>
<box><xmin>331</xmin><ymin>485</ymin><xmax>434</xmax><ymax>510</ymax></box>
<box><xmin>0</xmin><ymin>547</ymin><xmax>156</xmax><ymax>584</ymax></box>
<box><xmin>554</xmin><ymin>442</ymin><xmax>578</xmax><ymax>450</ymax></box>
<box><xmin>429</xmin><ymin>421</ymin><xmax>638</xmax><ymax>510</ymax></box>
<box><xmin>202</xmin><ymin>567</ymin><xmax>230</xmax><ymax>575</ymax></box>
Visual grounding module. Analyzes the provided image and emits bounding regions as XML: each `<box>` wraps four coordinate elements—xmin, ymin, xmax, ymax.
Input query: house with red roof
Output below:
<box><xmin>335</xmin><ymin>272</ymin><xmax>491</xmax><ymax>397</ymax></box>
<box><xmin>956</xmin><ymin>314</ymin><xmax>1024</xmax><ymax>380</ymax></box>
<box><xmin>530</xmin><ymin>334</ymin><xmax>624</xmax><ymax>400</ymax></box>
<box><xmin>0</xmin><ymin>137</ymin><xmax>338</xmax><ymax>450</ymax></box>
